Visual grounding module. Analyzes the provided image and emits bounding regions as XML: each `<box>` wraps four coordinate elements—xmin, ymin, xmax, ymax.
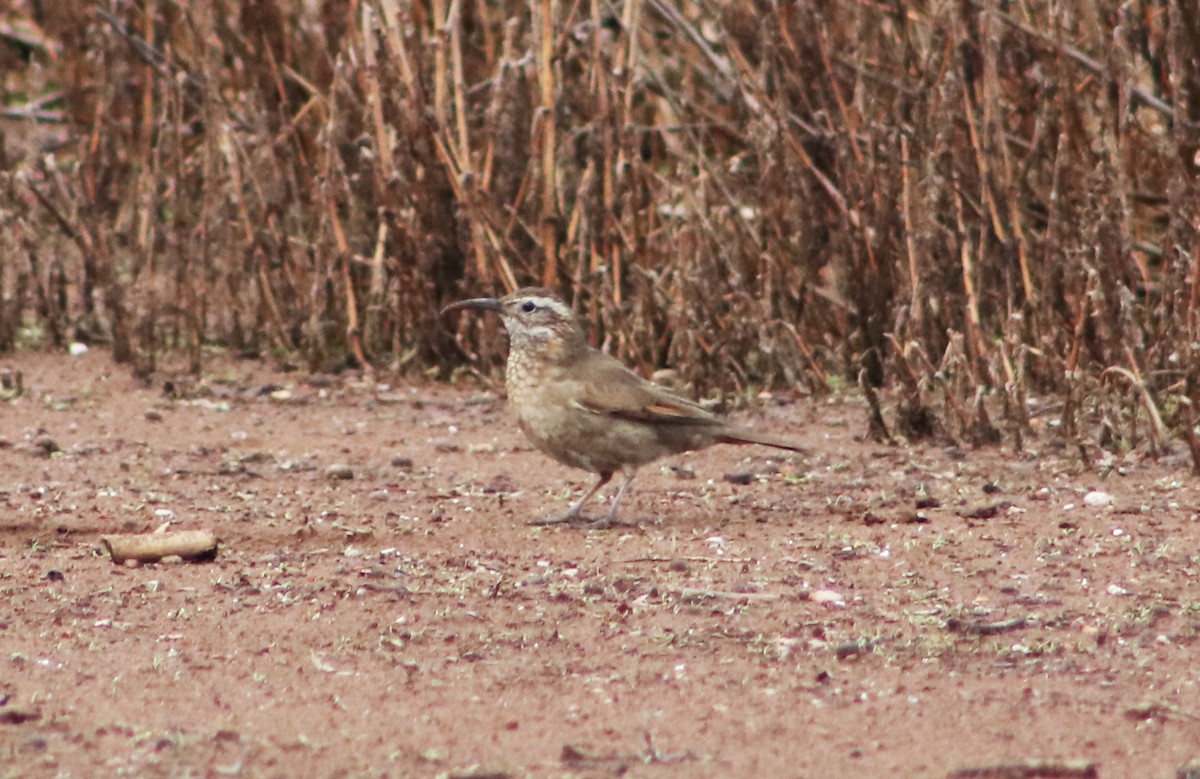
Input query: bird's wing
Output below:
<box><xmin>570</xmin><ymin>351</ymin><xmax>721</xmax><ymax>426</ymax></box>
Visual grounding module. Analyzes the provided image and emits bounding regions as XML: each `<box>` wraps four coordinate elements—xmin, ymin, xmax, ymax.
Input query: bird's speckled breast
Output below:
<box><xmin>506</xmin><ymin>353</ymin><xmax>609</xmax><ymax>472</ymax></box>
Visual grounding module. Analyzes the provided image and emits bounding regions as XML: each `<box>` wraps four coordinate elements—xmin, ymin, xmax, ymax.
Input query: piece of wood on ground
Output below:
<box><xmin>101</xmin><ymin>530</ymin><xmax>217</xmax><ymax>564</ymax></box>
<box><xmin>677</xmin><ymin>588</ymin><xmax>780</xmax><ymax>603</ymax></box>
<box><xmin>947</xmin><ymin>759</ymin><xmax>1098</xmax><ymax>779</ymax></box>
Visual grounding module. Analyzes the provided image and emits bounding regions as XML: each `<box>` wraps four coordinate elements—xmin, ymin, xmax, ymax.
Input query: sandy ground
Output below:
<box><xmin>2</xmin><ymin>350</ymin><xmax>1199</xmax><ymax>778</ymax></box>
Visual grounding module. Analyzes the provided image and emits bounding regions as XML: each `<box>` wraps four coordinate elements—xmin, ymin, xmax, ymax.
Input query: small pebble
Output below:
<box><xmin>0</xmin><ymin>708</ymin><xmax>40</xmax><ymax>725</ymax></box>
<box><xmin>484</xmin><ymin>474</ymin><xmax>517</xmax><ymax>494</ymax></box>
<box><xmin>835</xmin><ymin>639</ymin><xmax>874</xmax><ymax>659</ymax></box>
<box><xmin>809</xmin><ymin>589</ymin><xmax>846</xmax><ymax>607</ymax></box>
<box><xmin>326</xmin><ymin>463</ymin><xmax>355</xmax><ymax>481</ymax></box>
<box><xmin>1083</xmin><ymin>490</ymin><xmax>1114</xmax><ymax>507</ymax></box>
<box><xmin>33</xmin><ymin>437</ymin><xmax>60</xmax><ymax>456</ymax></box>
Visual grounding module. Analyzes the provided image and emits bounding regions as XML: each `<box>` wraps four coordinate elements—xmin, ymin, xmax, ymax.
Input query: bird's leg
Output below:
<box><xmin>587</xmin><ymin>467</ymin><xmax>638</xmax><ymax>529</ymax></box>
<box><xmin>529</xmin><ymin>471</ymin><xmax>612</xmax><ymax>525</ymax></box>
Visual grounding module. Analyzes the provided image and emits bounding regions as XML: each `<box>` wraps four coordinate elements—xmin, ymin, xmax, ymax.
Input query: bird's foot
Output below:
<box><xmin>528</xmin><ymin>513</ymin><xmax>582</xmax><ymax>526</ymax></box>
<box><xmin>528</xmin><ymin>513</ymin><xmax>628</xmax><ymax>529</ymax></box>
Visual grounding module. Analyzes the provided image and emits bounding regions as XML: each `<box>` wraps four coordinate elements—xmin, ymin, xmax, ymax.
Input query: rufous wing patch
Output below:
<box><xmin>645</xmin><ymin>401</ymin><xmax>697</xmax><ymax>418</ymax></box>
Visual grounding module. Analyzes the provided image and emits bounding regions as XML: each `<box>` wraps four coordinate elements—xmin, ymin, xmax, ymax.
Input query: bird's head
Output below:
<box><xmin>442</xmin><ymin>288</ymin><xmax>586</xmax><ymax>356</ymax></box>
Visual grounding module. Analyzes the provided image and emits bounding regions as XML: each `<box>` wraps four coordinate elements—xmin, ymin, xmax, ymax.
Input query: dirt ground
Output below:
<box><xmin>1</xmin><ymin>350</ymin><xmax>1199</xmax><ymax>779</ymax></box>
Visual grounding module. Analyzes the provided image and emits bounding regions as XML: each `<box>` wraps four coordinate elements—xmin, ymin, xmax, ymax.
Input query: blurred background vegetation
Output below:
<box><xmin>0</xmin><ymin>0</ymin><xmax>1198</xmax><ymax>460</ymax></box>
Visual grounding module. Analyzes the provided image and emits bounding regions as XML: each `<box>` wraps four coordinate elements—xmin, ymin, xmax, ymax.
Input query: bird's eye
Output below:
<box><xmin>521</xmin><ymin>301</ymin><xmax>536</xmax><ymax>313</ymax></box>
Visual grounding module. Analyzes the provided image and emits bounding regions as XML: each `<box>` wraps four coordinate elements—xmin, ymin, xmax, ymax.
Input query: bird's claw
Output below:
<box><xmin>528</xmin><ymin>514</ymin><xmax>579</xmax><ymax>526</ymax></box>
<box><xmin>528</xmin><ymin>513</ymin><xmax>623</xmax><ymax>529</ymax></box>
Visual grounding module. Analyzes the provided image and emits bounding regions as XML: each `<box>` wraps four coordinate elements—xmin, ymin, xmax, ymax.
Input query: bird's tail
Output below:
<box><xmin>718</xmin><ymin>426</ymin><xmax>809</xmax><ymax>454</ymax></box>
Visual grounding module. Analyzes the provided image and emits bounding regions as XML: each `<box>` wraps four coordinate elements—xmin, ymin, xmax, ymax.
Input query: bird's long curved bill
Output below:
<box><xmin>440</xmin><ymin>297</ymin><xmax>504</xmax><ymax>316</ymax></box>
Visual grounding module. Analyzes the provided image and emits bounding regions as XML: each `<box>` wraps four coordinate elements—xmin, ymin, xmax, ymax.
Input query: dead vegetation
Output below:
<box><xmin>1</xmin><ymin>0</ymin><xmax>1198</xmax><ymax>460</ymax></box>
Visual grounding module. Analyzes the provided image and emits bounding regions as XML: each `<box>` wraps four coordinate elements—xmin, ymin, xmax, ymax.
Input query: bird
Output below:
<box><xmin>442</xmin><ymin>287</ymin><xmax>807</xmax><ymax>527</ymax></box>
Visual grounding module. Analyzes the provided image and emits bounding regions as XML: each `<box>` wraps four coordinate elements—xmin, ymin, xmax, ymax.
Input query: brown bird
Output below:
<box><xmin>442</xmin><ymin>288</ymin><xmax>806</xmax><ymax>527</ymax></box>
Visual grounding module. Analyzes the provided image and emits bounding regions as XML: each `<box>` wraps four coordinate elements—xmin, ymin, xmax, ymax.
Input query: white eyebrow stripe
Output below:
<box><xmin>522</xmin><ymin>297</ymin><xmax>574</xmax><ymax>316</ymax></box>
